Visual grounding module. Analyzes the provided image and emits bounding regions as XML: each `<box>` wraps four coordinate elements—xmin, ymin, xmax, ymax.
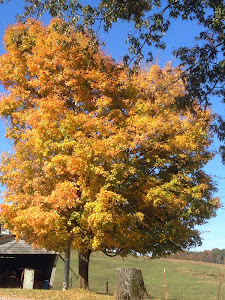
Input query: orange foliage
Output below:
<box><xmin>0</xmin><ymin>19</ymin><xmax>219</xmax><ymax>256</ymax></box>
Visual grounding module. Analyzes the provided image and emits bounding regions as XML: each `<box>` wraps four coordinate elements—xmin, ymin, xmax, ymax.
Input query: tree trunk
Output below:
<box><xmin>115</xmin><ymin>268</ymin><xmax>148</xmax><ymax>300</ymax></box>
<box><xmin>63</xmin><ymin>242</ymin><xmax>70</xmax><ymax>290</ymax></box>
<box><xmin>78</xmin><ymin>249</ymin><xmax>91</xmax><ymax>289</ymax></box>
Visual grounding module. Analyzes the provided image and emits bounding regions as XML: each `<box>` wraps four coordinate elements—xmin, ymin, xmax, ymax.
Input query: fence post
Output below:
<box><xmin>218</xmin><ymin>269</ymin><xmax>223</xmax><ymax>300</ymax></box>
<box><xmin>106</xmin><ymin>281</ymin><xmax>109</xmax><ymax>295</ymax></box>
<box><xmin>164</xmin><ymin>268</ymin><xmax>167</xmax><ymax>300</ymax></box>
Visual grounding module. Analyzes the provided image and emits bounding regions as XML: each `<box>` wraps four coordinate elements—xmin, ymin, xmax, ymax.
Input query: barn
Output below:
<box><xmin>0</xmin><ymin>231</ymin><xmax>58</xmax><ymax>289</ymax></box>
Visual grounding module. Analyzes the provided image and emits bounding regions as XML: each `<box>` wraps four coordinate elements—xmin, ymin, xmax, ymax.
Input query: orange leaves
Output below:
<box><xmin>48</xmin><ymin>181</ymin><xmax>80</xmax><ymax>210</ymax></box>
<box><xmin>0</xmin><ymin>18</ymin><xmax>219</xmax><ymax>256</ymax></box>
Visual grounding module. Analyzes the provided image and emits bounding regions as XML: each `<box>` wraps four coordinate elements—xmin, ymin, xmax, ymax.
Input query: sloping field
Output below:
<box><xmin>1</xmin><ymin>252</ymin><xmax>225</xmax><ymax>299</ymax></box>
<box><xmin>54</xmin><ymin>251</ymin><xmax>225</xmax><ymax>300</ymax></box>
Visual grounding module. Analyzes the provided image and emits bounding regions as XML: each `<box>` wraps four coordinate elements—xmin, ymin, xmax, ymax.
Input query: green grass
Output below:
<box><xmin>55</xmin><ymin>251</ymin><xmax>225</xmax><ymax>300</ymax></box>
<box><xmin>1</xmin><ymin>252</ymin><xmax>225</xmax><ymax>299</ymax></box>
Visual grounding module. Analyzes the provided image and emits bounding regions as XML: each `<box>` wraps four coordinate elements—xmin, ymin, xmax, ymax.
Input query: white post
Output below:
<box><xmin>49</xmin><ymin>255</ymin><xmax>59</xmax><ymax>289</ymax></box>
<box><xmin>23</xmin><ymin>268</ymin><xmax>35</xmax><ymax>290</ymax></box>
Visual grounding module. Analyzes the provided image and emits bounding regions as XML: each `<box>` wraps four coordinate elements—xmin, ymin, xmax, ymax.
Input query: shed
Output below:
<box><xmin>0</xmin><ymin>234</ymin><xmax>58</xmax><ymax>289</ymax></box>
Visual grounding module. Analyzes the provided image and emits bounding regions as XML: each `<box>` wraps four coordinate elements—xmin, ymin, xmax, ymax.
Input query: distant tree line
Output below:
<box><xmin>169</xmin><ymin>249</ymin><xmax>225</xmax><ymax>265</ymax></box>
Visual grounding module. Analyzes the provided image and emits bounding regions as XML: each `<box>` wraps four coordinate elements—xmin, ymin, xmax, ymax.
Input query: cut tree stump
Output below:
<box><xmin>115</xmin><ymin>268</ymin><xmax>149</xmax><ymax>300</ymax></box>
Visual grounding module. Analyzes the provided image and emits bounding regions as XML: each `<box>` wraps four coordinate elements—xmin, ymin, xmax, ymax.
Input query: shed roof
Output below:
<box><xmin>0</xmin><ymin>235</ymin><xmax>56</xmax><ymax>255</ymax></box>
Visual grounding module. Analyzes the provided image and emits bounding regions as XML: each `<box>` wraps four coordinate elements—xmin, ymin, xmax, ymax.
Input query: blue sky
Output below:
<box><xmin>0</xmin><ymin>1</ymin><xmax>225</xmax><ymax>251</ymax></box>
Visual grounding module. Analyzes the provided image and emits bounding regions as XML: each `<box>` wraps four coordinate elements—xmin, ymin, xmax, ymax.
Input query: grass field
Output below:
<box><xmin>1</xmin><ymin>252</ymin><xmax>225</xmax><ymax>299</ymax></box>
<box><xmin>54</xmin><ymin>251</ymin><xmax>225</xmax><ymax>300</ymax></box>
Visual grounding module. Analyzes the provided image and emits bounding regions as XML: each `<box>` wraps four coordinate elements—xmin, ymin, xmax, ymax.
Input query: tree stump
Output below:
<box><xmin>115</xmin><ymin>268</ymin><xmax>148</xmax><ymax>300</ymax></box>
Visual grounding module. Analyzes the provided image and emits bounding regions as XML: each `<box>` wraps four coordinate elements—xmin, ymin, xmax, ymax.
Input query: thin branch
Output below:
<box><xmin>102</xmin><ymin>248</ymin><xmax>119</xmax><ymax>257</ymax></box>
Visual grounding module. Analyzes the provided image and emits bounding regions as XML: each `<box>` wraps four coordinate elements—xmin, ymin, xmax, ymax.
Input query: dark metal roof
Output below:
<box><xmin>0</xmin><ymin>235</ymin><xmax>56</xmax><ymax>255</ymax></box>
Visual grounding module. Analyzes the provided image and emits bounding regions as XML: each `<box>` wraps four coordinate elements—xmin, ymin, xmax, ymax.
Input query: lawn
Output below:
<box><xmin>55</xmin><ymin>251</ymin><xmax>225</xmax><ymax>300</ymax></box>
<box><xmin>1</xmin><ymin>252</ymin><xmax>225</xmax><ymax>299</ymax></box>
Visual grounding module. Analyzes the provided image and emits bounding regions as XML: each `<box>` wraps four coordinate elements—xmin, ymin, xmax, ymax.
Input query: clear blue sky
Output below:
<box><xmin>0</xmin><ymin>1</ymin><xmax>225</xmax><ymax>251</ymax></box>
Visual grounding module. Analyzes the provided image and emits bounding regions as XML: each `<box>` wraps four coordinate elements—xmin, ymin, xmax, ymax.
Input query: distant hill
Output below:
<box><xmin>168</xmin><ymin>248</ymin><xmax>225</xmax><ymax>264</ymax></box>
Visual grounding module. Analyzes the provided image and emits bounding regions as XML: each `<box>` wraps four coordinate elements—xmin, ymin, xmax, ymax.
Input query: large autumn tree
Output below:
<box><xmin>0</xmin><ymin>19</ymin><xmax>219</xmax><ymax>289</ymax></box>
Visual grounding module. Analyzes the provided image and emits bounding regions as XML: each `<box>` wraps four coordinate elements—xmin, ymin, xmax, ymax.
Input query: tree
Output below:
<box><xmin>0</xmin><ymin>19</ymin><xmax>219</xmax><ymax>289</ymax></box>
<box><xmin>0</xmin><ymin>0</ymin><xmax>224</xmax><ymax>106</ymax></box>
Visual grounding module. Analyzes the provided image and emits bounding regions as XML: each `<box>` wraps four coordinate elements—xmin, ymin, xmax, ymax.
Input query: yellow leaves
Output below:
<box><xmin>0</xmin><ymin>18</ymin><xmax>218</xmax><ymax>255</ymax></box>
<box><xmin>96</xmin><ymin>96</ymin><xmax>113</xmax><ymax>109</ymax></box>
<box><xmin>134</xmin><ymin>63</ymin><xmax>185</xmax><ymax>105</ymax></box>
<box><xmin>87</xmin><ymin>189</ymin><xmax>126</xmax><ymax>231</ymax></box>
<box><xmin>135</xmin><ymin>212</ymin><xmax>144</xmax><ymax>221</ymax></box>
<box><xmin>96</xmin><ymin>188</ymin><xmax>127</xmax><ymax>206</ymax></box>
<box><xmin>87</xmin><ymin>188</ymin><xmax>145</xmax><ymax>251</ymax></box>
<box><xmin>72</xmin><ymin>226</ymin><xmax>81</xmax><ymax>235</ymax></box>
